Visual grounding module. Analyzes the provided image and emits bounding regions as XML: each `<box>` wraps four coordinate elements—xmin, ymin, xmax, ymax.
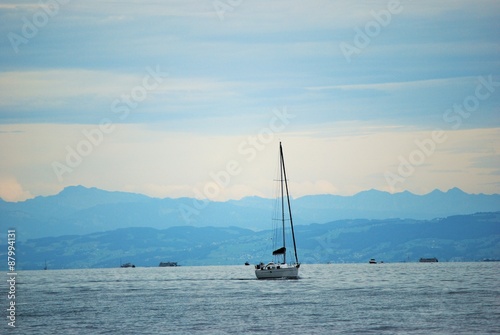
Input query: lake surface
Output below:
<box><xmin>2</xmin><ymin>263</ymin><xmax>499</xmax><ymax>334</ymax></box>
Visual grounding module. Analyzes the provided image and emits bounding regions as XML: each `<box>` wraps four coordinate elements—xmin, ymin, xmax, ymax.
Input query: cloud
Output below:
<box><xmin>0</xmin><ymin>177</ymin><xmax>33</xmax><ymax>202</ymax></box>
<box><xmin>305</xmin><ymin>77</ymin><xmax>472</xmax><ymax>92</ymax></box>
<box><xmin>0</xmin><ymin>70</ymin><xmax>138</xmax><ymax>104</ymax></box>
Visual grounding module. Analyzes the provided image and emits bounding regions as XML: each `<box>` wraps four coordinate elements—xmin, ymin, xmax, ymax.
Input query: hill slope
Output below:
<box><xmin>4</xmin><ymin>212</ymin><xmax>499</xmax><ymax>270</ymax></box>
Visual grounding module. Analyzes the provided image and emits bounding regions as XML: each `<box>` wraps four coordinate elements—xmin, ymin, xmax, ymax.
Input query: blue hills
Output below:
<box><xmin>3</xmin><ymin>212</ymin><xmax>499</xmax><ymax>270</ymax></box>
<box><xmin>1</xmin><ymin>185</ymin><xmax>499</xmax><ymax>241</ymax></box>
<box><xmin>0</xmin><ymin>186</ymin><xmax>499</xmax><ymax>269</ymax></box>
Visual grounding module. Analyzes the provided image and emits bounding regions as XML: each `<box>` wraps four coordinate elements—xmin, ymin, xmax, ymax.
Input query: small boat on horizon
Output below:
<box><xmin>159</xmin><ymin>262</ymin><xmax>178</xmax><ymax>267</ymax></box>
<box><xmin>419</xmin><ymin>257</ymin><xmax>438</xmax><ymax>263</ymax></box>
<box><xmin>120</xmin><ymin>262</ymin><xmax>135</xmax><ymax>268</ymax></box>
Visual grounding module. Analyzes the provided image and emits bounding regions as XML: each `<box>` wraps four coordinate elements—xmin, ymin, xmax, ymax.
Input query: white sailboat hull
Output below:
<box><xmin>255</xmin><ymin>264</ymin><xmax>299</xmax><ymax>279</ymax></box>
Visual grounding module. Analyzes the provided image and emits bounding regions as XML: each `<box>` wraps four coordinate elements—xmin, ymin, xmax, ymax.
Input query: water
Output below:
<box><xmin>2</xmin><ymin>263</ymin><xmax>499</xmax><ymax>334</ymax></box>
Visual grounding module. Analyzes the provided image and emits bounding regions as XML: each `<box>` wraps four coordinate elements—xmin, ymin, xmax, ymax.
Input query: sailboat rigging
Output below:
<box><xmin>255</xmin><ymin>142</ymin><xmax>300</xmax><ymax>279</ymax></box>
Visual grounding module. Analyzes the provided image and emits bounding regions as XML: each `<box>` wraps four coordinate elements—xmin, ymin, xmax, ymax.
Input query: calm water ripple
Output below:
<box><xmin>2</xmin><ymin>263</ymin><xmax>499</xmax><ymax>334</ymax></box>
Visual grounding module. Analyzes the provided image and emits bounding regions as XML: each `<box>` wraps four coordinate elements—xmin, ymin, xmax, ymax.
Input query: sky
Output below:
<box><xmin>0</xmin><ymin>0</ymin><xmax>499</xmax><ymax>202</ymax></box>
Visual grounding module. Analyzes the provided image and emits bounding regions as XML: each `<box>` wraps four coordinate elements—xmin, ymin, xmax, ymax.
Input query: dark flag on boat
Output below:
<box><xmin>272</xmin><ymin>247</ymin><xmax>286</xmax><ymax>255</ymax></box>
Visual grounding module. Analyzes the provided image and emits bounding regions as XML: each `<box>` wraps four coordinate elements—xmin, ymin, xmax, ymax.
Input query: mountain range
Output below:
<box><xmin>1</xmin><ymin>185</ymin><xmax>500</xmax><ymax>241</ymax></box>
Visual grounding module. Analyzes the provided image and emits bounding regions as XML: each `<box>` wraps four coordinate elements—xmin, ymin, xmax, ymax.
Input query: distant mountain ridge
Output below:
<box><xmin>1</xmin><ymin>185</ymin><xmax>500</xmax><ymax>241</ymax></box>
<box><xmin>294</xmin><ymin>187</ymin><xmax>500</xmax><ymax>222</ymax></box>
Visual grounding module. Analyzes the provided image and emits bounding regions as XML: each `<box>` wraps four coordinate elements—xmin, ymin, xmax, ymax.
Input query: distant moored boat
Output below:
<box><xmin>159</xmin><ymin>262</ymin><xmax>178</xmax><ymax>267</ymax></box>
<box><xmin>120</xmin><ymin>262</ymin><xmax>135</xmax><ymax>268</ymax></box>
<box><xmin>419</xmin><ymin>257</ymin><xmax>438</xmax><ymax>263</ymax></box>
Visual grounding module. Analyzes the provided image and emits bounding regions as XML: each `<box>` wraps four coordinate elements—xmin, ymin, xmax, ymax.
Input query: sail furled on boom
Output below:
<box><xmin>272</xmin><ymin>247</ymin><xmax>286</xmax><ymax>255</ymax></box>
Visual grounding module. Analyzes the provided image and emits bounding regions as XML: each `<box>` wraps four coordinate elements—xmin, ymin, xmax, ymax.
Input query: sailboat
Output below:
<box><xmin>255</xmin><ymin>142</ymin><xmax>300</xmax><ymax>279</ymax></box>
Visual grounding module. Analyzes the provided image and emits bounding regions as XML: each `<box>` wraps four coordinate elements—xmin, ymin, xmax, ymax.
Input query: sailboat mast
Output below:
<box><xmin>280</xmin><ymin>142</ymin><xmax>299</xmax><ymax>265</ymax></box>
<box><xmin>280</xmin><ymin>142</ymin><xmax>286</xmax><ymax>264</ymax></box>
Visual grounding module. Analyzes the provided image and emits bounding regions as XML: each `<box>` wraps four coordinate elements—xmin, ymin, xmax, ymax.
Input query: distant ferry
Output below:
<box><xmin>159</xmin><ymin>262</ymin><xmax>178</xmax><ymax>267</ymax></box>
<box><xmin>419</xmin><ymin>257</ymin><xmax>438</xmax><ymax>263</ymax></box>
<box><xmin>120</xmin><ymin>262</ymin><xmax>135</xmax><ymax>268</ymax></box>
<box><xmin>369</xmin><ymin>259</ymin><xmax>377</xmax><ymax>264</ymax></box>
